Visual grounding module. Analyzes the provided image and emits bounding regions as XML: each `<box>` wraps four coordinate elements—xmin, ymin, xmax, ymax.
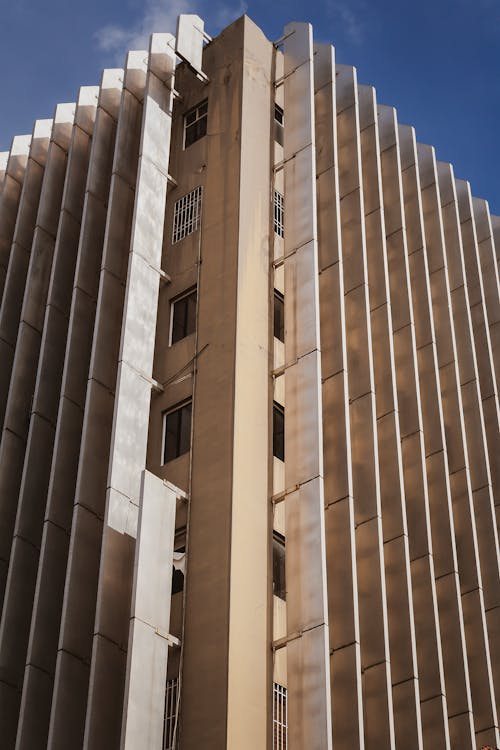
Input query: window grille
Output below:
<box><xmin>163</xmin><ymin>677</ymin><xmax>179</xmax><ymax>750</ymax></box>
<box><xmin>274</xmin><ymin>190</ymin><xmax>284</xmax><ymax>238</ymax></box>
<box><xmin>172</xmin><ymin>186</ymin><xmax>202</xmax><ymax>244</ymax></box>
<box><xmin>273</xmin><ymin>682</ymin><xmax>288</xmax><ymax>749</ymax></box>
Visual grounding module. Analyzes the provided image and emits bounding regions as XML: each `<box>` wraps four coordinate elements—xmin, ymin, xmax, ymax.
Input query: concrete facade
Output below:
<box><xmin>0</xmin><ymin>12</ymin><xmax>498</xmax><ymax>750</ymax></box>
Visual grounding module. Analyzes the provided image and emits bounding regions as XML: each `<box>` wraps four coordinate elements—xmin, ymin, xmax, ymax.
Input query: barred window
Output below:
<box><xmin>184</xmin><ymin>100</ymin><xmax>208</xmax><ymax>148</ymax></box>
<box><xmin>163</xmin><ymin>677</ymin><xmax>179</xmax><ymax>750</ymax></box>
<box><xmin>172</xmin><ymin>186</ymin><xmax>202</xmax><ymax>244</ymax></box>
<box><xmin>274</xmin><ymin>190</ymin><xmax>284</xmax><ymax>238</ymax></box>
<box><xmin>273</xmin><ymin>682</ymin><xmax>288</xmax><ymax>749</ymax></box>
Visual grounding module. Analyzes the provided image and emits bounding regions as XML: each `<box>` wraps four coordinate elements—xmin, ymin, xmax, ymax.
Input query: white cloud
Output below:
<box><xmin>94</xmin><ymin>0</ymin><xmax>247</xmax><ymax>63</ymax></box>
<box><xmin>327</xmin><ymin>0</ymin><xmax>365</xmax><ymax>45</ymax></box>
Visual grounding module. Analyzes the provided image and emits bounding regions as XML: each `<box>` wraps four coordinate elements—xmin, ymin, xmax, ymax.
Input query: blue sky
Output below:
<box><xmin>0</xmin><ymin>0</ymin><xmax>498</xmax><ymax>212</ymax></box>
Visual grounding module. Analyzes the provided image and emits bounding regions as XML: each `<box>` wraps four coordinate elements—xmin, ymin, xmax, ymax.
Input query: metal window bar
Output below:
<box><xmin>273</xmin><ymin>682</ymin><xmax>288</xmax><ymax>750</ymax></box>
<box><xmin>172</xmin><ymin>186</ymin><xmax>203</xmax><ymax>243</ymax></box>
<box><xmin>163</xmin><ymin>677</ymin><xmax>179</xmax><ymax>750</ymax></box>
<box><xmin>274</xmin><ymin>189</ymin><xmax>284</xmax><ymax>238</ymax></box>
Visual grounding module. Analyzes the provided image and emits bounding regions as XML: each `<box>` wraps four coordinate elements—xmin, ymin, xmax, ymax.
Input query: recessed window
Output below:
<box><xmin>274</xmin><ymin>104</ymin><xmax>284</xmax><ymax>145</ymax></box>
<box><xmin>273</xmin><ymin>534</ymin><xmax>286</xmax><ymax>600</ymax></box>
<box><xmin>274</xmin><ymin>290</ymin><xmax>284</xmax><ymax>343</ymax></box>
<box><xmin>273</xmin><ymin>402</ymin><xmax>284</xmax><ymax>461</ymax></box>
<box><xmin>184</xmin><ymin>100</ymin><xmax>208</xmax><ymax>148</ymax></box>
<box><xmin>274</xmin><ymin>190</ymin><xmax>284</xmax><ymax>238</ymax></box>
<box><xmin>163</xmin><ymin>401</ymin><xmax>192</xmax><ymax>464</ymax></box>
<box><xmin>172</xmin><ymin>186</ymin><xmax>203</xmax><ymax>244</ymax></box>
<box><xmin>170</xmin><ymin>287</ymin><xmax>197</xmax><ymax>345</ymax></box>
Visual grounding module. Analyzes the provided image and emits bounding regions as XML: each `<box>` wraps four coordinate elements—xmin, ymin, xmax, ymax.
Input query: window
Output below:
<box><xmin>163</xmin><ymin>401</ymin><xmax>192</xmax><ymax>464</ymax></box>
<box><xmin>184</xmin><ymin>100</ymin><xmax>208</xmax><ymax>148</ymax></box>
<box><xmin>172</xmin><ymin>186</ymin><xmax>202</xmax><ymax>244</ymax></box>
<box><xmin>273</xmin><ymin>535</ymin><xmax>286</xmax><ymax>600</ymax></box>
<box><xmin>274</xmin><ymin>104</ymin><xmax>284</xmax><ymax>145</ymax></box>
<box><xmin>163</xmin><ymin>677</ymin><xmax>179</xmax><ymax>750</ymax></box>
<box><xmin>170</xmin><ymin>288</ymin><xmax>197</xmax><ymax>345</ymax></box>
<box><xmin>274</xmin><ymin>290</ymin><xmax>284</xmax><ymax>343</ymax></box>
<box><xmin>273</xmin><ymin>682</ymin><xmax>288</xmax><ymax>750</ymax></box>
<box><xmin>274</xmin><ymin>190</ymin><xmax>284</xmax><ymax>238</ymax></box>
<box><xmin>273</xmin><ymin>402</ymin><xmax>284</xmax><ymax>461</ymax></box>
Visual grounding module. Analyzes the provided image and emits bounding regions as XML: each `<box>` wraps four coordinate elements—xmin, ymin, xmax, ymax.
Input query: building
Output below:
<box><xmin>0</xmin><ymin>11</ymin><xmax>499</xmax><ymax>750</ymax></box>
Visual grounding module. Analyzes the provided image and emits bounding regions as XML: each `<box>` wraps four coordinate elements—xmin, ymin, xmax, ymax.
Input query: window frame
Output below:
<box><xmin>169</xmin><ymin>286</ymin><xmax>197</xmax><ymax>346</ymax></box>
<box><xmin>273</xmin><ymin>289</ymin><xmax>284</xmax><ymax>343</ymax></box>
<box><xmin>273</xmin><ymin>401</ymin><xmax>285</xmax><ymax>461</ymax></box>
<box><xmin>161</xmin><ymin>399</ymin><xmax>193</xmax><ymax>465</ymax></box>
<box><xmin>183</xmin><ymin>99</ymin><xmax>208</xmax><ymax>149</ymax></box>
<box><xmin>274</xmin><ymin>103</ymin><xmax>284</xmax><ymax>125</ymax></box>
<box><xmin>272</xmin><ymin>532</ymin><xmax>286</xmax><ymax>601</ymax></box>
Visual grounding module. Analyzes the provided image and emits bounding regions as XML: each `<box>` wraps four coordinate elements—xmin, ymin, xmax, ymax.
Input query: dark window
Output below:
<box><xmin>171</xmin><ymin>288</ymin><xmax>197</xmax><ymax>344</ymax></box>
<box><xmin>184</xmin><ymin>100</ymin><xmax>208</xmax><ymax>148</ymax></box>
<box><xmin>273</xmin><ymin>535</ymin><xmax>286</xmax><ymax>600</ymax></box>
<box><xmin>274</xmin><ymin>104</ymin><xmax>284</xmax><ymax>146</ymax></box>
<box><xmin>163</xmin><ymin>401</ymin><xmax>192</xmax><ymax>463</ymax></box>
<box><xmin>274</xmin><ymin>290</ymin><xmax>284</xmax><ymax>342</ymax></box>
<box><xmin>273</xmin><ymin>402</ymin><xmax>285</xmax><ymax>461</ymax></box>
<box><xmin>172</xmin><ymin>545</ymin><xmax>185</xmax><ymax>595</ymax></box>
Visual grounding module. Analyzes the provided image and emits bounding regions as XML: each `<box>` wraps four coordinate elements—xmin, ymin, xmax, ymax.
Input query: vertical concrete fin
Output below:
<box><xmin>0</xmin><ymin>135</ymin><xmax>31</xmax><ymax>301</ymax></box>
<box><xmin>334</xmin><ymin>66</ymin><xmax>395</xmax><ymax>750</ymax></box>
<box><xmin>357</xmin><ymin>84</ymin><xmax>423</xmax><ymax>750</ymax></box>
<box><xmin>82</xmin><ymin>32</ymin><xmax>175</xmax><ymax>749</ymax></box>
<box><xmin>120</xmin><ymin>472</ymin><xmax>177</xmax><ymax>749</ymax></box>
<box><xmin>417</xmin><ymin>142</ymin><xmax>500</xmax><ymax>746</ymax></box>
<box><xmin>0</xmin><ymin>82</ymin><xmax>98</xmax><ymax>748</ymax></box>
<box><xmin>14</xmin><ymin>69</ymin><xmax>123</xmax><ymax>750</ymax></box>
<box><xmin>282</xmin><ymin>22</ymin><xmax>333</xmax><ymax>750</ymax></box>
<box><xmin>46</xmin><ymin>51</ymin><xmax>146</xmax><ymax>750</ymax></box>
<box><xmin>314</xmin><ymin>41</ymin><xmax>365</xmax><ymax>750</ymax></box>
